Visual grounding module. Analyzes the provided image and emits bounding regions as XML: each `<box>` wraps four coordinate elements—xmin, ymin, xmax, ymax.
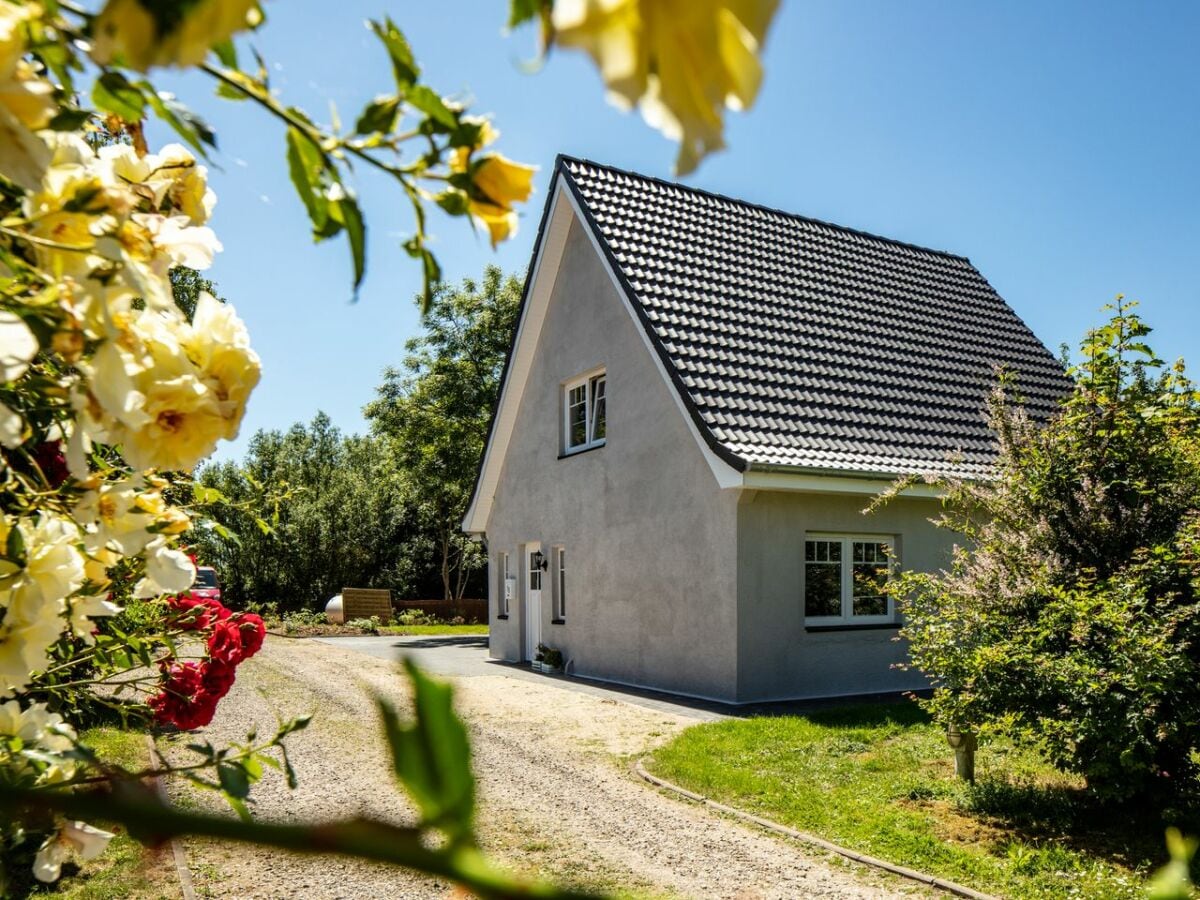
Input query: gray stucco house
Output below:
<box><xmin>463</xmin><ymin>156</ymin><xmax>1066</xmax><ymax>703</ymax></box>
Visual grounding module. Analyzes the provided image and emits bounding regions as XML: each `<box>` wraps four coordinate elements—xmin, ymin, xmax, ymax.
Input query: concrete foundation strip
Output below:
<box><xmin>633</xmin><ymin>758</ymin><xmax>996</xmax><ymax>900</ymax></box>
<box><xmin>145</xmin><ymin>735</ymin><xmax>198</xmax><ymax>900</ymax></box>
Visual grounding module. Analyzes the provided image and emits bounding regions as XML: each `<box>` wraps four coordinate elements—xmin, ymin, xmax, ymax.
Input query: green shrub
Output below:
<box><xmin>244</xmin><ymin>599</ymin><xmax>282</xmax><ymax>622</ymax></box>
<box><xmin>896</xmin><ymin>300</ymin><xmax>1200</xmax><ymax>803</ymax></box>
<box><xmin>282</xmin><ymin>608</ymin><xmax>327</xmax><ymax>632</ymax></box>
<box><xmin>347</xmin><ymin>616</ymin><xmax>382</xmax><ymax>635</ymax></box>
<box><xmin>395</xmin><ymin>609</ymin><xmax>435</xmax><ymax>626</ymax></box>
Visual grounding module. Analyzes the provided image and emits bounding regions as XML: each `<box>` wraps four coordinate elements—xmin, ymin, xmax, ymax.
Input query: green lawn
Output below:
<box><xmin>379</xmin><ymin>623</ymin><xmax>488</xmax><ymax>636</ymax></box>
<box><xmin>646</xmin><ymin>703</ymin><xmax>1190</xmax><ymax>899</ymax></box>
<box><xmin>8</xmin><ymin>727</ymin><xmax>176</xmax><ymax>899</ymax></box>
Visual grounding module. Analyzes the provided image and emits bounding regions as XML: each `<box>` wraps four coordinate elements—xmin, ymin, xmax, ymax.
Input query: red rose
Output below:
<box><xmin>232</xmin><ymin>613</ymin><xmax>265</xmax><ymax>659</ymax></box>
<box><xmin>173</xmin><ymin>692</ymin><xmax>219</xmax><ymax>730</ymax></box>
<box><xmin>33</xmin><ymin>441</ymin><xmax>69</xmax><ymax>488</ymax></box>
<box><xmin>167</xmin><ymin>593</ymin><xmax>230</xmax><ymax>631</ymax></box>
<box><xmin>200</xmin><ymin>660</ymin><xmax>237</xmax><ymax>700</ymax></box>
<box><xmin>207</xmin><ymin>619</ymin><xmax>245</xmax><ymax>666</ymax></box>
<box><xmin>148</xmin><ymin>661</ymin><xmax>213</xmax><ymax>730</ymax></box>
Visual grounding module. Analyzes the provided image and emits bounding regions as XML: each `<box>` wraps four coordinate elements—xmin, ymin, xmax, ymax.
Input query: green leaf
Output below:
<box><xmin>284</xmin><ymin>127</ymin><xmax>333</xmax><ymax>237</ymax></box>
<box><xmin>209</xmin><ymin>521</ymin><xmax>241</xmax><ymax>547</ymax></box>
<box><xmin>405</xmin><ymin>85</ymin><xmax>457</xmax><ymax>130</ymax></box>
<box><xmin>434</xmin><ymin>190</ymin><xmax>469</xmax><ymax>217</ymax></box>
<box><xmin>354</xmin><ymin>96</ymin><xmax>401</xmax><ymax>136</ymax></box>
<box><xmin>213</xmin><ymin>40</ymin><xmax>238</xmax><ymax>69</ymax></box>
<box><xmin>193</xmin><ymin>483</ymin><xmax>226</xmax><ymax>504</ymax></box>
<box><xmin>403</xmin><ymin>237</ymin><xmax>442</xmax><ymax>314</ymax></box>
<box><xmin>330</xmin><ymin>195</ymin><xmax>366</xmax><ymax>293</ymax></box>
<box><xmin>218</xmin><ymin>761</ymin><xmax>251</xmax><ymax>800</ymax></box>
<box><xmin>5</xmin><ymin>525</ymin><xmax>25</xmax><ymax>566</ymax></box>
<box><xmin>143</xmin><ymin>89</ymin><xmax>217</xmax><ymax>157</ymax></box>
<box><xmin>507</xmin><ymin>0</ymin><xmax>550</xmax><ymax>28</ymax></box>
<box><xmin>370</xmin><ymin>18</ymin><xmax>419</xmax><ymax>89</ymax></box>
<box><xmin>92</xmin><ymin>71</ymin><xmax>146</xmax><ymax>121</ymax></box>
<box><xmin>378</xmin><ymin>660</ymin><xmax>474</xmax><ymax>840</ymax></box>
<box><xmin>47</xmin><ymin>108</ymin><xmax>92</xmax><ymax>131</ymax></box>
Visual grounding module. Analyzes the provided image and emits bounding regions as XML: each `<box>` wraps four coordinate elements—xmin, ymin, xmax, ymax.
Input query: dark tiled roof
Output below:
<box><xmin>559</xmin><ymin>156</ymin><xmax>1071</xmax><ymax>478</ymax></box>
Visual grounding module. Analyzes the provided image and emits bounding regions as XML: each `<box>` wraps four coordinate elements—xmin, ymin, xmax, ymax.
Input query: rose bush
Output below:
<box><xmin>0</xmin><ymin>0</ymin><xmax>775</xmax><ymax>895</ymax></box>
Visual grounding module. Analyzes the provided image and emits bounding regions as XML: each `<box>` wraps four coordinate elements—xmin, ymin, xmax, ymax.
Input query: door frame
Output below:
<box><xmin>523</xmin><ymin>542</ymin><xmax>542</xmax><ymax>661</ymax></box>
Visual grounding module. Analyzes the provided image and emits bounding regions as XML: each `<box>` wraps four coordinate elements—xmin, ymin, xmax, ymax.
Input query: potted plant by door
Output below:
<box><xmin>533</xmin><ymin>643</ymin><xmax>550</xmax><ymax>673</ymax></box>
<box><xmin>542</xmin><ymin>647</ymin><xmax>564</xmax><ymax>675</ymax></box>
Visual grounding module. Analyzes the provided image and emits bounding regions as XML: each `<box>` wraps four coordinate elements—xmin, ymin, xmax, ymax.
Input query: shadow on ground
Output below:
<box><xmin>391</xmin><ymin>635</ymin><xmax>489</xmax><ymax>649</ymax></box>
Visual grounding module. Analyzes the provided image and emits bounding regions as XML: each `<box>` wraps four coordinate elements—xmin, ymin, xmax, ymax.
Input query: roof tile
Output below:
<box><xmin>561</xmin><ymin>157</ymin><xmax>1071</xmax><ymax>478</ymax></box>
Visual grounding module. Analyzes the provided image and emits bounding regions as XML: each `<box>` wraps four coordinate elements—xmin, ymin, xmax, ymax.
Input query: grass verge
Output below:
<box><xmin>379</xmin><ymin>624</ymin><xmax>488</xmax><ymax>636</ymax></box>
<box><xmin>645</xmin><ymin>702</ymin><xmax>1192</xmax><ymax>899</ymax></box>
<box><xmin>7</xmin><ymin>727</ymin><xmax>177</xmax><ymax>900</ymax></box>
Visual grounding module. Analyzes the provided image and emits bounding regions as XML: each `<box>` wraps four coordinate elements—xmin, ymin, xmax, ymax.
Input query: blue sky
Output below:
<box><xmin>148</xmin><ymin>1</ymin><xmax>1200</xmax><ymax>461</ymax></box>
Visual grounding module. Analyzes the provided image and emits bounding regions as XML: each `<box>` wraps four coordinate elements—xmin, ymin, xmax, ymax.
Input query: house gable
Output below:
<box><xmin>463</xmin><ymin>176</ymin><xmax>741</xmax><ymax>536</ymax></box>
<box><xmin>480</xmin><ymin>207</ymin><xmax>742</xmax><ymax>699</ymax></box>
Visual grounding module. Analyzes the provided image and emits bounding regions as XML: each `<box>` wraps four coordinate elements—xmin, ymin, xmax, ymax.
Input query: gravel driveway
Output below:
<box><xmin>159</xmin><ymin>636</ymin><xmax>928</xmax><ymax>899</ymax></box>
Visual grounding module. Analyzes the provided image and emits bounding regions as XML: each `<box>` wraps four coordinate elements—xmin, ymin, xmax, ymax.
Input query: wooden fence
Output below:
<box><xmin>341</xmin><ymin>588</ymin><xmax>393</xmax><ymax>623</ymax></box>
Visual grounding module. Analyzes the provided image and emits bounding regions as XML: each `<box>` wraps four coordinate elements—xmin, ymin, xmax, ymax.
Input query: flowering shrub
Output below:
<box><xmin>892</xmin><ymin>301</ymin><xmax>1200</xmax><ymax>803</ymax></box>
<box><xmin>0</xmin><ymin>0</ymin><xmax>773</xmax><ymax>895</ymax></box>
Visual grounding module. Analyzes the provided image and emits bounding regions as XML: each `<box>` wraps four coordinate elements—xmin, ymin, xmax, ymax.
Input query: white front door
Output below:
<box><xmin>524</xmin><ymin>543</ymin><xmax>543</xmax><ymax>662</ymax></box>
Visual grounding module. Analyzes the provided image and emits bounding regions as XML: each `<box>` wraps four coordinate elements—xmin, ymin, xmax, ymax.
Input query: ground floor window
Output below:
<box><xmin>496</xmin><ymin>551</ymin><xmax>510</xmax><ymax>617</ymax></box>
<box><xmin>552</xmin><ymin>546</ymin><xmax>566</xmax><ymax>621</ymax></box>
<box><xmin>804</xmin><ymin>535</ymin><xmax>894</xmax><ymax>625</ymax></box>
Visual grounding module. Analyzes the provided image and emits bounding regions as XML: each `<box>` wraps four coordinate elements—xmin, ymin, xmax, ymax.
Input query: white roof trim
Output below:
<box><xmin>463</xmin><ymin>179</ymin><xmax>575</xmax><ymax>535</ymax></box>
<box><xmin>743</xmin><ymin>470</ymin><xmax>943</xmax><ymax>499</ymax></box>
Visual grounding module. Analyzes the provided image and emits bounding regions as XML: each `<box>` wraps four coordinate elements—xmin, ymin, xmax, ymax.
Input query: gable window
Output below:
<box><xmin>496</xmin><ymin>552</ymin><xmax>510</xmax><ymax>618</ymax></box>
<box><xmin>552</xmin><ymin>546</ymin><xmax>566</xmax><ymax>622</ymax></box>
<box><xmin>563</xmin><ymin>370</ymin><xmax>606</xmax><ymax>453</ymax></box>
<box><xmin>804</xmin><ymin>535</ymin><xmax>895</xmax><ymax>625</ymax></box>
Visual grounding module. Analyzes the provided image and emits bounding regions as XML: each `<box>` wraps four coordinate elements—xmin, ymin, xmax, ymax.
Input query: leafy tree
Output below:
<box><xmin>170</xmin><ymin>265</ymin><xmax>222</xmax><ymax>321</ymax></box>
<box><xmin>192</xmin><ymin>414</ymin><xmax>416</xmax><ymax>610</ymax></box>
<box><xmin>896</xmin><ymin>299</ymin><xmax>1200</xmax><ymax>803</ymax></box>
<box><xmin>365</xmin><ymin>266</ymin><xmax>522</xmax><ymax>603</ymax></box>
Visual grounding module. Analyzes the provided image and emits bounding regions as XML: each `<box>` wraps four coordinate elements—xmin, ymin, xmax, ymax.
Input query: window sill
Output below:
<box><xmin>551</xmin><ymin>618</ymin><xmax>565</xmax><ymax>625</ymax></box>
<box><xmin>805</xmin><ymin>622</ymin><xmax>899</xmax><ymax>633</ymax></box>
<box><xmin>558</xmin><ymin>441</ymin><xmax>606</xmax><ymax>460</ymax></box>
<box><xmin>495</xmin><ymin>614</ymin><xmax>508</xmax><ymax>620</ymax></box>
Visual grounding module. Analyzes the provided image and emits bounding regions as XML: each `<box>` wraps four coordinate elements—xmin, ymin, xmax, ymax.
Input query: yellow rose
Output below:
<box><xmin>0</xmin><ymin>310</ymin><xmax>38</xmax><ymax>383</ymax></box>
<box><xmin>0</xmin><ymin>612</ymin><xmax>66</xmax><ymax>696</ymax></box>
<box><xmin>0</xmin><ymin>5</ymin><xmax>54</xmax><ymax>190</ymax></box>
<box><xmin>91</xmin><ymin>0</ymin><xmax>262</xmax><ymax>71</ymax></box>
<box><xmin>82</xmin><ymin>546</ymin><xmax>120</xmax><ymax>589</ymax></box>
<box><xmin>75</xmin><ymin>478</ymin><xmax>159</xmax><ymax>555</ymax></box>
<box><xmin>552</xmin><ymin>0</ymin><xmax>779</xmax><ymax>174</ymax></box>
<box><xmin>123</xmin><ymin>364</ymin><xmax>226</xmax><ymax>472</ymax></box>
<box><xmin>82</xmin><ymin>304</ymin><xmax>255</xmax><ymax>472</ymax></box>
<box><xmin>99</xmin><ymin>142</ymin><xmax>216</xmax><ymax>225</ymax></box>
<box><xmin>474</xmin><ymin>154</ymin><xmax>536</xmax><ymax>214</ymax></box>
<box><xmin>451</xmin><ymin>149</ymin><xmax>537</xmax><ymax>248</ymax></box>
<box><xmin>153</xmin><ymin>144</ymin><xmax>216</xmax><ymax>225</ymax></box>
<box><xmin>184</xmin><ymin>292</ymin><xmax>260</xmax><ymax>439</ymax></box>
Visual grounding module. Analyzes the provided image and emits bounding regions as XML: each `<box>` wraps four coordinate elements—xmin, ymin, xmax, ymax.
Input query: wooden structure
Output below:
<box><xmin>341</xmin><ymin>588</ymin><xmax>393</xmax><ymax>623</ymax></box>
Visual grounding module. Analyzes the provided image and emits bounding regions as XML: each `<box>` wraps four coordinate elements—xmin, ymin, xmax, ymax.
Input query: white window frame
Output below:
<box><xmin>562</xmin><ymin>368</ymin><xmax>607</xmax><ymax>454</ymax></box>
<box><xmin>802</xmin><ymin>533</ymin><xmax>896</xmax><ymax>626</ymax></box>
<box><xmin>497</xmin><ymin>551</ymin><xmax>510</xmax><ymax>617</ymax></box>
<box><xmin>552</xmin><ymin>546</ymin><xmax>566</xmax><ymax>621</ymax></box>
